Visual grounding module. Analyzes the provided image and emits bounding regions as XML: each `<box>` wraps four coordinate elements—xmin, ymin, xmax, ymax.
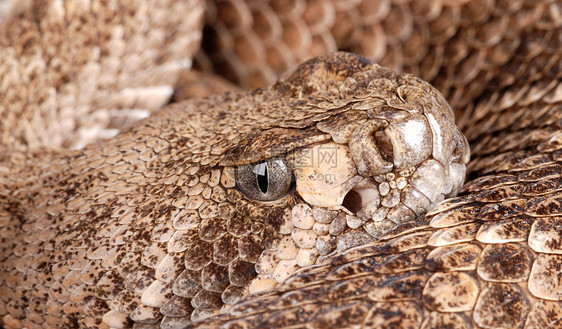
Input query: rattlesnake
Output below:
<box><xmin>1</xmin><ymin>1</ymin><xmax>561</xmax><ymax>329</ymax></box>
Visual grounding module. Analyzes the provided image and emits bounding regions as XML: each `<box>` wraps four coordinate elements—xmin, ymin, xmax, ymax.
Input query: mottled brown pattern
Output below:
<box><xmin>1</xmin><ymin>0</ymin><xmax>562</xmax><ymax>329</ymax></box>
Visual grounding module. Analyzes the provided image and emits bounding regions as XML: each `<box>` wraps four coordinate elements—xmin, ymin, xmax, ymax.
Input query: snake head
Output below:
<box><xmin>225</xmin><ymin>52</ymin><xmax>469</xmax><ymax>291</ymax></box>
<box><xmin>292</xmin><ymin>54</ymin><xmax>470</xmax><ymax>222</ymax></box>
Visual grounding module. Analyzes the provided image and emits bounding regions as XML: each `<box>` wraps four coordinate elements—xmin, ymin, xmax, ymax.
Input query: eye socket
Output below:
<box><xmin>236</xmin><ymin>159</ymin><xmax>293</xmax><ymax>201</ymax></box>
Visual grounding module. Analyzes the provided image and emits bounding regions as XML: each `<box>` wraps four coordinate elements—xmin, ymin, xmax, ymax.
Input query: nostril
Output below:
<box><xmin>349</xmin><ymin>120</ymin><xmax>393</xmax><ymax>176</ymax></box>
<box><xmin>373</xmin><ymin>131</ymin><xmax>394</xmax><ymax>163</ymax></box>
<box><xmin>343</xmin><ymin>189</ymin><xmax>363</xmax><ymax>213</ymax></box>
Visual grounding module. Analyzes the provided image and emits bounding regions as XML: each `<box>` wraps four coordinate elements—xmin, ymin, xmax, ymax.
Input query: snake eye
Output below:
<box><xmin>236</xmin><ymin>159</ymin><xmax>293</xmax><ymax>201</ymax></box>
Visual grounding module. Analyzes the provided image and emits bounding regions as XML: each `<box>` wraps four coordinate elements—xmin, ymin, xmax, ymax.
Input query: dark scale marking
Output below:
<box><xmin>2</xmin><ymin>9</ymin><xmax>562</xmax><ymax>327</ymax></box>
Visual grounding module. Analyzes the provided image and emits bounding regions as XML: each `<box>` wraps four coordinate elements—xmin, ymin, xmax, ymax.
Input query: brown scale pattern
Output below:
<box><xmin>0</xmin><ymin>0</ymin><xmax>204</xmax><ymax>150</ymax></box>
<box><xmin>197</xmin><ymin>0</ymin><xmax>562</xmax><ymax>137</ymax></box>
<box><xmin>1</xmin><ymin>0</ymin><xmax>562</xmax><ymax>329</ymax></box>
<box><xmin>0</xmin><ymin>96</ymin><xmax>291</xmax><ymax>328</ymax></box>
<box><xmin>1</xmin><ymin>51</ymin><xmax>465</xmax><ymax>328</ymax></box>
<box><xmin>192</xmin><ymin>136</ymin><xmax>562</xmax><ymax>328</ymax></box>
<box><xmin>189</xmin><ymin>0</ymin><xmax>562</xmax><ymax>328</ymax></box>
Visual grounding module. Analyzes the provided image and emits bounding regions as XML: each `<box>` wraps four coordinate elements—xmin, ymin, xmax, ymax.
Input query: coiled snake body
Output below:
<box><xmin>1</xmin><ymin>1</ymin><xmax>561</xmax><ymax>328</ymax></box>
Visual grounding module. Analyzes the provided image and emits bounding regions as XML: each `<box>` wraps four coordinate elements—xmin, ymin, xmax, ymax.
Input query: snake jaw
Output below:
<box><xmin>252</xmin><ymin>112</ymin><xmax>468</xmax><ymax>290</ymax></box>
<box><xmin>247</xmin><ymin>65</ymin><xmax>471</xmax><ymax>290</ymax></box>
<box><xmin>2</xmin><ymin>0</ymin><xmax>561</xmax><ymax>325</ymax></box>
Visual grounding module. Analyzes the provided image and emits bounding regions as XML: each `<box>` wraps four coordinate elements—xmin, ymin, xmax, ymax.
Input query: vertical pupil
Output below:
<box><xmin>256</xmin><ymin>162</ymin><xmax>268</xmax><ymax>194</ymax></box>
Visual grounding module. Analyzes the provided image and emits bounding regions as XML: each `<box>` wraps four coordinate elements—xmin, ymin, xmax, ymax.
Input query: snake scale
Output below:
<box><xmin>1</xmin><ymin>0</ymin><xmax>562</xmax><ymax>328</ymax></box>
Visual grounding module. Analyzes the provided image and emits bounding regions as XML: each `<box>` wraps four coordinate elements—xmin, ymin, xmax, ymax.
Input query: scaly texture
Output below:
<box><xmin>191</xmin><ymin>0</ymin><xmax>562</xmax><ymax>328</ymax></box>
<box><xmin>194</xmin><ymin>115</ymin><xmax>562</xmax><ymax>329</ymax></box>
<box><xmin>1</xmin><ymin>0</ymin><xmax>562</xmax><ymax>329</ymax></box>
<box><xmin>0</xmin><ymin>0</ymin><xmax>203</xmax><ymax>150</ymax></box>
<box><xmin>196</xmin><ymin>0</ymin><xmax>561</xmax><ymax>133</ymax></box>
<box><xmin>0</xmin><ymin>52</ymin><xmax>468</xmax><ymax>328</ymax></box>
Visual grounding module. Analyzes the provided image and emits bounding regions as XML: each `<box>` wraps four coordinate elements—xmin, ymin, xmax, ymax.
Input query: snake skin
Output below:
<box><xmin>1</xmin><ymin>0</ymin><xmax>562</xmax><ymax>328</ymax></box>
